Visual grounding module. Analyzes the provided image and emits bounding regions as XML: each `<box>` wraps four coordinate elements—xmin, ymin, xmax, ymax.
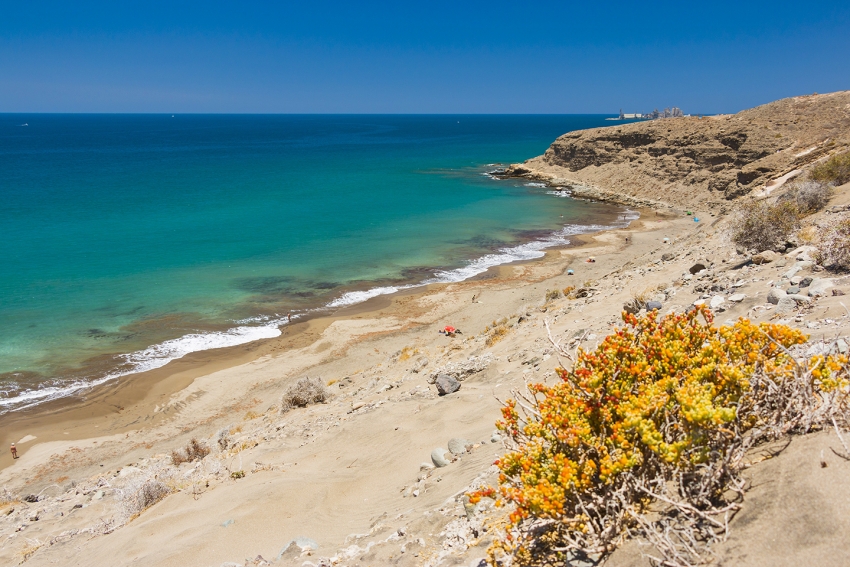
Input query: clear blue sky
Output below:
<box><xmin>1</xmin><ymin>1</ymin><xmax>848</xmax><ymax>113</ymax></box>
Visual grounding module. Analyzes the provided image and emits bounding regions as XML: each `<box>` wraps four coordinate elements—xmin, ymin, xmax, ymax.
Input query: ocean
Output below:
<box><xmin>0</xmin><ymin>114</ymin><xmax>634</xmax><ymax>412</ymax></box>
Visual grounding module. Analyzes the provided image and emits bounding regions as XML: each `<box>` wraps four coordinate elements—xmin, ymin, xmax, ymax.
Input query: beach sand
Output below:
<box><xmin>1</xmin><ymin>187</ymin><xmax>849</xmax><ymax>566</ymax></box>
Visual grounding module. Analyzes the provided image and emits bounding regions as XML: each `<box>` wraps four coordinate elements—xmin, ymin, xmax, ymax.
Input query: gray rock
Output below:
<box><xmin>420</xmin><ymin>462</ymin><xmax>435</xmax><ymax>472</ymax></box>
<box><xmin>796</xmin><ymin>260</ymin><xmax>815</xmax><ymax>269</ymax></box>
<box><xmin>787</xmin><ymin>294</ymin><xmax>812</xmax><ymax>304</ymax></box>
<box><xmin>808</xmin><ymin>278</ymin><xmax>834</xmax><ymax>297</ymax></box>
<box><xmin>709</xmin><ymin>295</ymin><xmax>726</xmax><ymax>310</ymax></box>
<box><xmin>431</xmin><ymin>448</ymin><xmax>451</xmax><ymax>468</ymax></box>
<box><xmin>790</xmin><ymin>275</ymin><xmax>803</xmax><ymax>285</ymax></box>
<box><xmin>786</xmin><ymin>286</ymin><xmax>801</xmax><ymax>295</ymax></box>
<box><xmin>645</xmin><ymin>300</ymin><xmax>663</xmax><ymax>311</ymax></box>
<box><xmin>448</xmin><ymin>438</ymin><xmax>473</xmax><ymax>455</ymax></box>
<box><xmin>800</xmin><ymin>277</ymin><xmax>813</xmax><ymax>288</ymax></box>
<box><xmin>833</xmin><ymin>289</ymin><xmax>846</xmax><ymax>296</ymax></box>
<box><xmin>661</xmin><ymin>252</ymin><xmax>675</xmax><ymax>261</ymax></box>
<box><xmin>783</xmin><ymin>266</ymin><xmax>802</xmax><ymax>280</ymax></box>
<box><xmin>729</xmin><ymin>293</ymin><xmax>746</xmax><ymax>302</ymax></box>
<box><xmin>767</xmin><ymin>288</ymin><xmax>787</xmax><ymax>305</ymax></box>
<box><xmin>837</xmin><ymin>339</ymin><xmax>848</xmax><ymax>355</ymax></box>
<box><xmin>689</xmin><ymin>262</ymin><xmax>707</xmax><ymax>274</ymax></box>
<box><xmin>776</xmin><ymin>296</ymin><xmax>797</xmax><ymax>315</ymax></box>
<box><xmin>490</xmin><ymin>431</ymin><xmax>502</xmax><ymax>443</ymax></box>
<box><xmin>435</xmin><ymin>374</ymin><xmax>461</xmax><ymax>395</ymax></box>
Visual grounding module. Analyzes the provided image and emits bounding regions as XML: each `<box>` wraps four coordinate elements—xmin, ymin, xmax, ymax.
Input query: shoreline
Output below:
<box><xmin>0</xmin><ymin>194</ymin><xmax>635</xmax><ymax>418</ymax></box>
<box><xmin>0</xmin><ymin>203</ymin><xmax>658</xmax><ymax>471</ymax></box>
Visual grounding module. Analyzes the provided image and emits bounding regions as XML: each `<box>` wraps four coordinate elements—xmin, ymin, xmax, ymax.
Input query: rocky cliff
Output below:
<box><xmin>506</xmin><ymin>91</ymin><xmax>850</xmax><ymax>209</ymax></box>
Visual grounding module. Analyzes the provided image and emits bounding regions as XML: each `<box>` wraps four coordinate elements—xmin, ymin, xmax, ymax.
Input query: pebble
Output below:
<box><xmin>837</xmin><ymin>339</ymin><xmax>848</xmax><ymax>354</ymax></box>
<box><xmin>419</xmin><ymin>462</ymin><xmax>435</xmax><ymax>472</ymax></box>
<box><xmin>786</xmin><ymin>286</ymin><xmax>801</xmax><ymax>295</ymax></box>
<box><xmin>787</xmin><ymin>294</ymin><xmax>812</xmax><ymax>304</ymax></box>
<box><xmin>729</xmin><ymin>293</ymin><xmax>746</xmax><ymax>302</ymax></box>
<box><xmin>783</xmin><ymin>266</ymin><xmax>802</xmax><ymax>280</ymax></box>
<box><xmin>490</xmin><ymin>431</ymin><xmax>501</xmax><ymax>443</ymax></box>
<box><xmin>709</xmin><ymin>296</ymin><xmax>725</xmax><ymax>310</ymax></box>
<box><xmin>431</xmin><ymin>448</ymin><xmax>451</xmax><ymax>468</ymax></box>
<box><xmin>800</xmin><ymin>277</ymin><xmax>813</xmax><ymax>288</ymax></box>
<box><xmin>645</xmin><ymin>300</ymin><xmax>663</xmax><ymax>311</ymax></box>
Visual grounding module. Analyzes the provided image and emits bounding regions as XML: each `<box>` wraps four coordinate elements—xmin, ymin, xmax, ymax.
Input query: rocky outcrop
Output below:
<box><xmin>505</xmin><ymin>91</ymin><xmax>850</xmax><ymax>209</ymax></box>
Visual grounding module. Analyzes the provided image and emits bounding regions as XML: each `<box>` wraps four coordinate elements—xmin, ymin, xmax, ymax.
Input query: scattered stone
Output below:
<box><xmin>709</xmin><ymin>296</ymin><xmax>725</xmax><ymax>310</ymax></box>
<box><xmin>689</xmin><ymin>263</ymin><xmax>707</xmax><ymax>274</ymax></box>
<box><xmin>837</xmin><ymin>339</ymin><xmax>848</xmax><ymax>355</ymax></box>
<box><xmin>221</xmin><ymin>519</ymin><xmax>234</xmax><ymax>527</ymax></box>
<box><xmin>767</xmin><ymin>288</ymin><xmax>787</xmax><ymax>305</ymax></box>
<box><xmin>645</xmin><ymin>300</ymin><xmax>663</xmax><ymax>311</ymax></box>
<box><xmin>693</xmin><ymin>299</ymin><xmax>707</xmax><ymax>307</ymax></box>
<box><xmin>435</xmin><ymin>374</ymin><xmax>461</xmax><ymax>396</ymax></box>
<box><xmin>728</xmin><ymin>293</ymin><xmax>746</xmax><ymax>302</ymax></box>
<box><xmin>786</xmin><ymin>286</ymin><xmax>801</xmax><ymax>295</ymax></box>
<box><xmin>661</xmin><ymin>253</ymin><xmax>675</xmax><ymax>261</ymax></box>
<box><xmin>448</xmin><ymin>438</ymin><xmax>474</xmax><ymax>455</ymax></box>
<box><xmin>490</xmin><ymin>431</ymin><xmax>501</xmax><ymax>444</ymax></box>
<box><xmin>787</xmin><ymin>294</ymin><xmax>813</xmax><ymax>304</ymax></box>
<box><xmin>790</xmin><ymin>275</ymin><xmax>803</xmax><ymax>285</ymax></box>
<box><xmin>431</xmin><ymin>448</ymin><xmax>451</xmax><ymax>468</ymax></box>
<box><xmin>752</xmin><ymin>250</ymin><xmax>779</xmax><ymax>265</ymax></box>
<box><xmin>411</xmin><ymin>357</ymin><xmax>429</xmax><ymax>373</ymax></box>
<box><xmin>776</xmin><ymin>296</ymin><xmax>798</xmax><ymax>315</ymax></box>
<box><xmin>428</xmin><ymin>354</ymin><xmax>493</xmax><ymax>383</ymax></box>
<box><xmin>807</xmin><ymin>278</ymin><xmax>834</xmax><ymax>297</ymax></box>
<box><xmin>277</xmin><ymin>537</ymin><xmax>319</xmax><ymax>562</ymax></box>
<box><xmin>799</xmin><ymin>277</ymin><xmax>813</xmax><ymax>288</ymax></box>
<box><xmin>420</xmin><ymin>462</ymin><xmax>435</xmax><ymax>472</ymax></box>
<box><xmin>833</xmin><ymin>289</ymin><xmax>846</xmax><ymax>296</ymax></box>
<box><xmin>783</xmin><ymin>266</ymin><xmax>802</xmax><ymax>280</ymax></box>
<box><xmin>796</xmin><ymin>260</ymin><xmax>815</xmax><ymax>269</ymax></box>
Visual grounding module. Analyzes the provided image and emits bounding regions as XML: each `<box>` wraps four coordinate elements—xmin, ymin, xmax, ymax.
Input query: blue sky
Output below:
<box><xmin>1</xmin><ymin>1</ymin><xmax>848</xmax><ymax>113</ymax></box>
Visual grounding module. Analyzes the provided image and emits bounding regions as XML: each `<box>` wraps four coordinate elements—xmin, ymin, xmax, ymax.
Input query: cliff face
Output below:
<box><xmin>506</xmin><ymin>91</ymin><xmax>850</xmax><ymax>209</ymax></box>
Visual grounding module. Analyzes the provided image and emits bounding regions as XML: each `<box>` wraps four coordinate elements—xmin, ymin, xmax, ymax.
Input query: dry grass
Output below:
<box><xmin>280</xmin><ymin>377</ymin><xmax>330</xmax><ymax>414</ymax></box>
<box><xmin>170</xmin><ymin>438</ymin><xmax>211</xmax><ymax>466</ymax></box>
<box><xmin>486</xmin><ymin>324</ymin><xmax>510</xmax><ymax>347</ymax></box>
<box><xmin>730</xmin><ymin>200</ymin><xmax>802</xmax><ymax>253</ymax></box>
<box><xmin>811</xmin><ymin>151</ymin><xmax>850</xmax><ymax>186</ymax></box>
<box><xmin>815</xmin><ymin>214</ymin><xmax>850</xmax><ymax>271</ymax></box>
<box><xmin>397</xmin><ymin>346</ymin><xmax>419</xmax><ymax>362</ymax></box>
<box><xmin>545</xmin><ymin>289</ymin><xmax>562</xmax><ymax>302</ymax></box>
<box><xmin>778</xmin><ymin>180</ymin><xmax>832</xmax><ymax>213</ymax></box>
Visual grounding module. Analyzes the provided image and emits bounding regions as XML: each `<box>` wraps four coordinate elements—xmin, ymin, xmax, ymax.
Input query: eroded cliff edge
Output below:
<box><xmin>505</xmin><ymin>91</ymin><xmax>850</xmax><ymax>210</ymax></box>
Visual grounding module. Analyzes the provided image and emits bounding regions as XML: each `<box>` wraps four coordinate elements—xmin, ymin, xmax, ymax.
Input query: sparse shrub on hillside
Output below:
<box><xmin>121</xmin><ymin>479</ymin><xmax>171</xmax><ymax>517</ymax></box>
<box><xmin>730</xmin><ymin>200</ymin><xmax>802</xmax><ymax>252</ymax></box>
<box><xmin>544</xmin><ymin>289</ymin><xmax>562</xmax><ymax>302</ymax></box>
<box><xmin>171</xmin><ymin>438</ymin><xmax>210</xmax><ymax>465</ymax></box>
<box><xmin>815</xmin><ymin>214</ymin><xmax>850</xmax><ymax>271</ymax></box>
<box><xmin>471</xmin><ymin>307</ymin><xmax>850</xmax><ymax>567</ymax></box>
<box><xmin>779</xmin><ymin>180</ymin><xmax>832</xmax><ymax>213</ymax></box>
<box><xmin>811</xmin><ymin>151</ymin><xmax>850</xmax><ymax>186</ymax></box>
<box><xmin>280</xmin><ymin>377</ymin><xmax>330</xmax><ymax>413</ymax></box>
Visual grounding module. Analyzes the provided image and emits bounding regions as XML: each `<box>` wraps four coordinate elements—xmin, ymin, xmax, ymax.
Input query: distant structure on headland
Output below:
<box><xmin>609</xmin><ymin>107</ymin><xmax>687</xmax><ymax>121</ymax></box>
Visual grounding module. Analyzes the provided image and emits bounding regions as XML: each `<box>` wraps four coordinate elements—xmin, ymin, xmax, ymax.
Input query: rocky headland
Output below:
<box><xmin>505</xmin><ymin>91</ymin><xmax>850</xmax><ymax>210</ymax></box>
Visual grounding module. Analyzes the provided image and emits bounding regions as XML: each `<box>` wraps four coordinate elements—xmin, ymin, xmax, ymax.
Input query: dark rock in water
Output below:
<box><xmin>435</xmin><ymin>374</ymin><xmax>460</xmax><ymax>395</ymax></box>
<box><xmin>661</xmin><ymin>253</ymin><xmax>675</xmax><ymax>261</ymax></box>
<box><xmin>800</xmin><ymin>277</ymin><xmax>813</xmax><ymax>288</ymax></box>
<box><xmin>689</xmin><ymin>263</ymin><xmax>707</xmax><ymax>274</ymax></box>
<box><xmin>786</xmin><ymin>286</ymin><xmax>801</xmax><ymax>295</ymax></box>
<box><xmin>645</xmin><ymin>300</ymin><xmax>663</xmax><ymax>311</ymax></box>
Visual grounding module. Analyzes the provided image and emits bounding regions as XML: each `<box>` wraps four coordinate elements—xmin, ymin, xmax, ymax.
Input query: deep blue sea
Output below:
<box><xmin>0</xmin><ymin>114</ymin><xmax>634</xmax><ymax>412</ymax></box>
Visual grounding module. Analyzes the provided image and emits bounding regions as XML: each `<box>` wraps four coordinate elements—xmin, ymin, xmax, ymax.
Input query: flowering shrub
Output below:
<box><xmin>472</xmin><ymin>307</ymin><xmax>849</xmax><ymax>566</ymax></box>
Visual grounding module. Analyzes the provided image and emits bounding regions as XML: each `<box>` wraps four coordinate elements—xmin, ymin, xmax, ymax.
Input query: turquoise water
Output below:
<box><xmin>0</xmin><ymin>114</ymin><xmax>632</xmax><ymax>411</ymax></box>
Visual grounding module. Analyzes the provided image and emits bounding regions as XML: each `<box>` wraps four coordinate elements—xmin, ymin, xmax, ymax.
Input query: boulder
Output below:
<box><xmin>431</xmin><ymin>448</ymin><xmax>451</xmax><ymax>468</ymax></box>
<box><xmin>435</xmin><ymin>374</ymin><xmax>461</xmax><ymax>395</ymax></box>
<box><xmin>808</xmin><ymin>278</ymin><xmax>834</xmax><ymax>297</ymax></box>
<box><xmin>752</xmin><ymin>250</ymin><xmax>779</xmax><ymax>265</ymax></box>
<box><xmin>767</xmin><ymin>288</ymin><xmax>787</xmax><ymax>305</ymax></box>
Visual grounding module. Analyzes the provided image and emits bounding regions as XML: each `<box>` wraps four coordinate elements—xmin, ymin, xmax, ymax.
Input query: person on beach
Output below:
<box><xmin>10</xmin><ymin>444</ymin><xmax>17</xmax><ymax>459</ymax></box>
<box><xmin>286</xmin><ymin>312</ymin><xmax>292</xmax><ymax>322</ymax></box>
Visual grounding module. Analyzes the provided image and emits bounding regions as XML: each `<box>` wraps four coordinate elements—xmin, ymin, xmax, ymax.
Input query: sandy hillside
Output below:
<box><xmin>1</xmin><ymin>96</ymin><xmax>849</xmax><ymax>567</ymax></box>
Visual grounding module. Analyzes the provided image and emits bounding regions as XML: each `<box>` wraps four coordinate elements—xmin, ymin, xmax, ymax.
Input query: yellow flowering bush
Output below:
<box><xmin>472</xmin><ymin>307</ymin><xmax>849</xmax><ymax>566</ymax></box>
